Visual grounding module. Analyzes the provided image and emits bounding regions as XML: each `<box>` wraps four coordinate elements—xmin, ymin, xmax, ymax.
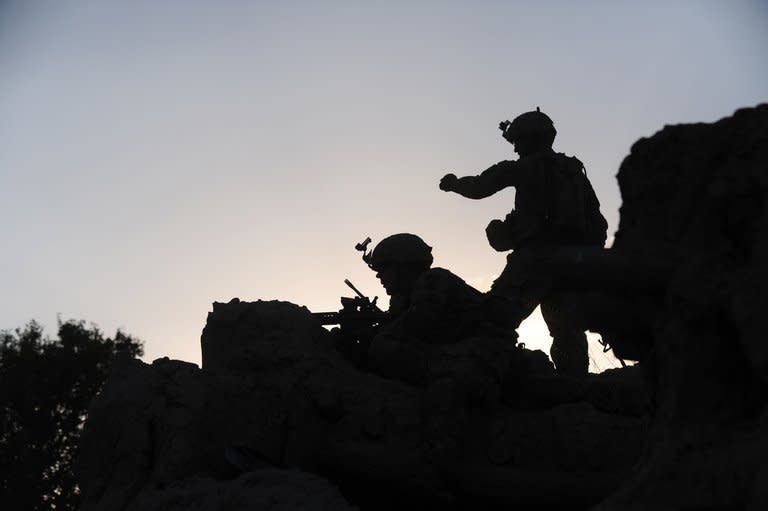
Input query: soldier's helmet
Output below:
<box><xmin>368</xmin><ymin>233</ymin><xmax>433</xmax><ymax>272</ymax></box>
<box><xmin>502</xmin><ymin>107</ymin><xmax>557</xmax><ymax>146</ymax></box>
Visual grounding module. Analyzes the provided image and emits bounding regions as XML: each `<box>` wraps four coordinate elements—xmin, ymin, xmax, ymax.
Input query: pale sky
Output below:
<box><xmin>2</xmin><ymin>0</ymin><xmax>766</xmax><ymax>369</ymax></box>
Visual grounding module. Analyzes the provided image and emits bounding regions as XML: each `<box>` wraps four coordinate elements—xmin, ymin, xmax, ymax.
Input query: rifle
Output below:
<box><xmin>313</xmin><ymin>279</ymin><xmax>390</xmax><ymax>369</ymax></box>
<box><xmin>313</xmin><ymin>279</ymin><xmax>390</xmax><ymax>327</ymax></box>
<box><xmin>312</xmin><ymin>238</ymin><xmax>391</xmax><ymax>368</ymax></box>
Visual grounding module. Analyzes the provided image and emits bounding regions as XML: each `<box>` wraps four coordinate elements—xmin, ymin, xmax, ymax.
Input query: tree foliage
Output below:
<box><xmin>0</xmin><ymin>319</ymin><xmax>143</xmax><ymax>511</ymax></box>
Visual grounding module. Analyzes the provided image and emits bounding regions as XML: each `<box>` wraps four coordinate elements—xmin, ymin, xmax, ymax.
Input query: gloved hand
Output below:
<box><xmin>439</xmin><ymin>173</ymin><xmax>458</xmax><ymax>192</ymax></box>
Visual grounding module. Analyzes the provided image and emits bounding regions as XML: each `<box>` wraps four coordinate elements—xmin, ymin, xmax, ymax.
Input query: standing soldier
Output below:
<box><xmin>439</xmin><ymin>108</ymin><xmax>608</xmax><ymax>375</ymax></box>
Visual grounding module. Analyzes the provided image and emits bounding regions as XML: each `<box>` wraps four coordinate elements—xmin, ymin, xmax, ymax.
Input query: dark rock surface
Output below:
<box><xmin>78</xmin><ymin>299</ymin><xmax>646</xmax><ymax>510</ymax></box>
<box><xmin>77</xmin><ymin>104</ymin><xmax>768</xmax><ymax>510</ymax></box>
<box><xmin>595</xmin><ymin>103</ymin><xmax>768</xmax><ymax>510</ymax></box>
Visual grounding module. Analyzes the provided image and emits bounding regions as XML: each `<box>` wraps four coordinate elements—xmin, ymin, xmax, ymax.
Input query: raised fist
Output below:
<box><xmin>439</xmin><ymin>173</ymin><xmax>458</xmax><ymax>192</ymax></box>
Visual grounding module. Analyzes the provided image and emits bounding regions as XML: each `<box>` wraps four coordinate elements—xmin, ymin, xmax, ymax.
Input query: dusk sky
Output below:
<box><xmin>2</xmin><ymin>1</ymin><xmax>766</xmax><ymax>368</ymax></box>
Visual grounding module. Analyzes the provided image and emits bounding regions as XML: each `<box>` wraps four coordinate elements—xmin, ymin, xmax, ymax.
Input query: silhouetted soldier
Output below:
<box><xmin>439</xmin><ymin>108</ymin><xmax>607</xmax><ymax>375</ymax></box>
<box><xmin>364</xmin><ymin>233</ymin><xmax>489</xmax><ymax>385</ymax></box>
<box><xmin>364</xmin><ymin>233</ymin><xmax>515</xmax><ymax>468</ymax></box>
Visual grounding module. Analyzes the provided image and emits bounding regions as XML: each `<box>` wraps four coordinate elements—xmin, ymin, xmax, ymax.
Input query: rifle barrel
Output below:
<box><xmin>343</xmin><ymin>279</ymin><xmax>366</xmax><ymax>299</ymax></box>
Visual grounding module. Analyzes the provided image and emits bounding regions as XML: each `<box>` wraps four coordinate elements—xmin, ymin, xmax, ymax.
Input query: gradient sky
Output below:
<box><xmin>2</xmin><ymin>0</ymin><xmax>766</xmax><ymax>368</ymax></box>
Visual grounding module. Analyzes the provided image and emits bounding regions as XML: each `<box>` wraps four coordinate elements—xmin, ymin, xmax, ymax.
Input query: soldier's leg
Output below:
<box><xmin>482</xmin><ymin>292</ymin><xmax>538</xmax><ymax>339</ymax></box>
<box><xmin>541</xmin><ymin>294</ymin><xmax>589</xmax><ymax>376</ymax></box>
<box><xmin>486</xmin><ymin>250</ymin><xmax>547</xmax><ymax>335</ymax></box>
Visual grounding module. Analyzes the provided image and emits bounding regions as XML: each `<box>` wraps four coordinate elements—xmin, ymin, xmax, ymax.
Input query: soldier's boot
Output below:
<box><xmin>550</xmin><ymin>332</ymin><xmax>589</xmax><ymax>376</ymax></box>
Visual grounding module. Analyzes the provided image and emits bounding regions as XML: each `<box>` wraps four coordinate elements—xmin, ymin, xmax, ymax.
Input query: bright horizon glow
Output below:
<box><xmin>1</xmin><ymin>1</ymin><xmax>766</xmax><ymax>369</ymax></box>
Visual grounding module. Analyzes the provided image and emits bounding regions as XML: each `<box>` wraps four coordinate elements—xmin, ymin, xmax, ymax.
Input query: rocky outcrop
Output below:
<box><xmin>78</xmin><ymin>299</ymin><xmax>646</xmax><ymax>510</ymax></box>
<box><xmin>76</xmin><ymin>355</ymin><xmax>355</xmax><ymax>511</ymax></box>
<box><xmin>594</xmin><ymin>104</ymin><xmax>768</xmax><ymax>510</ymax></box>
<box><xmin>77</xmin><ymin>300</ymin><xmax>425</xmax><ymax>510</ymax></box>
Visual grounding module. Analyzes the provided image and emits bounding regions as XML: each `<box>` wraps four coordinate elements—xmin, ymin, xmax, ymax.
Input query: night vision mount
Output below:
<box><xmin>355</xmin><ymin>236</ymin><xmax>373</xmax><ymax>266</ymax></box>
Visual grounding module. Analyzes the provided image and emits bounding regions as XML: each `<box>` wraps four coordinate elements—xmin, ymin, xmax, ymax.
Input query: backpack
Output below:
<box><xmin>545</xmin><ymin>155</ymin><xmax>608</xmax><ymax>246</ymax></box>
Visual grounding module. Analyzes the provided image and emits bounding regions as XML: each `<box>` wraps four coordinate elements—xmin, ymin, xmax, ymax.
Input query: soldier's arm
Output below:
<box><xmin>440</xmin><ymin>160</ymin><xmax>517</xmax><ymax>199</ymax></box>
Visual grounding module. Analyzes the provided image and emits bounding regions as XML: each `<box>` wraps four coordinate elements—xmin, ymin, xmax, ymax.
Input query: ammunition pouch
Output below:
<box><xmin>486</xmin><ymin>213</ymin><xmax>521</xmax><ymax>252</ymax></box>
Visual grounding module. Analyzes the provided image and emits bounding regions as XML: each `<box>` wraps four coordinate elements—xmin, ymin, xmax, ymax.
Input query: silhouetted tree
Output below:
<box><xmin>0</xmin><ymin>319</ymin><xmax>143</xmax><ymax>511</ymax></box>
